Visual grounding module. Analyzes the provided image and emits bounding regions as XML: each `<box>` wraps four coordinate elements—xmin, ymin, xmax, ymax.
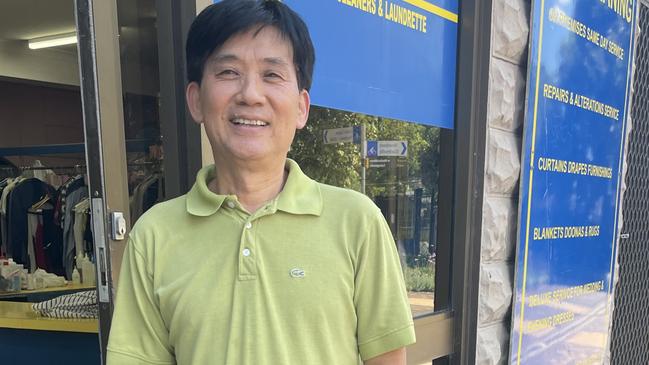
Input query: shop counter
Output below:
<box><xmin>0</xmin><ymin>301</ymin><xmax>98</xmax><ymax>333</ymax></box>
<box><xmin>0</xmin><ymin>294</ymin><xmax>100</xmax><ymax>364</ymax></box>
<box><xmin>0</xmin><ymin>283</ymin><xmax>95</xmax><ymax>302</ymax></box>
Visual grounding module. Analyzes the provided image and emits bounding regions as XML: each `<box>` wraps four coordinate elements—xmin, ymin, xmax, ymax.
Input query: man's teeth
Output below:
<box><xmin>232</xmin><ymin>118</ymin><xmax>268</xmax><ymax>126</ymax></box>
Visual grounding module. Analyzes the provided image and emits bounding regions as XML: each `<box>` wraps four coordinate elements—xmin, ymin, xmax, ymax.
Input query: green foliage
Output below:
<box><xmin>290</xmin><ymin>107</ymin><xmax>363</xmax><ymax>190</ymax></box>
<box><xmin>404</xmin><ymin>248</ymin><xmax>435</xmax><ymax>292</ymax></box>
<box><xmin>406</xmin><ymin>250</ymin><xmax>435</xmax><ymax>268</ymax></box>
<box><xmin>404</xmin><ymin>266</ymin><xmax>435</xmax><ymax>292</ymax></box>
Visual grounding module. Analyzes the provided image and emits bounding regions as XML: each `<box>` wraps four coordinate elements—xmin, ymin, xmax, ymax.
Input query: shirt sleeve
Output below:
<box><xmin>106</xmin><ymin>236</ymin><xmax>175</xmax><ymax>365</ymax></box>
<box><xmin>354</xmin><ymin>209</ymin><xmax>416</xmax><ymax>361</ymax></box>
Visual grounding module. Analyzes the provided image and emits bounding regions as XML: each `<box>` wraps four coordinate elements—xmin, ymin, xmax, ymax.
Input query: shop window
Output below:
<box><xmin>289</xmin><ymin>106</ymin><xmax>442</xmax><ymax>315</ymax></box>
<box><xmin>116</xmin><ymin>0</ymin><xmax>165</xmax><ymax>224</ymax></box>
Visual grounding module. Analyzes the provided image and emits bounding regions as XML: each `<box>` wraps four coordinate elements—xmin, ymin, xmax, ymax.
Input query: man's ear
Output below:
<box><xmin>186</xmin><ymin>81</ymin><xmax>204</xmax><ymax>124</ymax></box>
<box><xmin>296</xmin><ymin>89</ymin><xmax>310</xmax><ymax>130</ymax></box>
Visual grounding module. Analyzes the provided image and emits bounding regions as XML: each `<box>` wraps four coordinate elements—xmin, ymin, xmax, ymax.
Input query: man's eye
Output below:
<box><xmin>217</xmin><ymin>69</ymin><xmax>238</xmax><ymax>77</ymax></box>
<box><xmin>265</xmin><ymin>72</ymin><xmax>282</xmax><ymax>79</ymax></box>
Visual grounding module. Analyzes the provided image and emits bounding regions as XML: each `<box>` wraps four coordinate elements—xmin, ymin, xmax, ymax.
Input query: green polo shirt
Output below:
<box><xmin>107</xmin><ymin>159</ymin><xmax>415</xmax><ymax>365</ymax></box>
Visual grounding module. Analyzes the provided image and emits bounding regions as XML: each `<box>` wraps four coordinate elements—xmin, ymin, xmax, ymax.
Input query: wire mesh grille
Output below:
<box><xmin>610</xmin><ymin>4</ymin><xmax>649</xmax><ymax>365</ymax></box>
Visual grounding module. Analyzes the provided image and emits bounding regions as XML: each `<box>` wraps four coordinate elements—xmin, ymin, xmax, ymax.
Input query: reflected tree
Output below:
<box><xmin>290</xmin><ymin>106</ymin><xmax>440</xmax><ymax>200</ymax></box>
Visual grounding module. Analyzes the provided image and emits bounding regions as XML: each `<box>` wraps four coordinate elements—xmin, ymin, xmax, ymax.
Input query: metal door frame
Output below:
<box><xmin>447</xmin><ymin>0</ymin><xmax>493</xmax><ymax>364</ymax></box>
<box><xmin>75</xmin><ymin>0</ymin><xmax>200</xmax><ymax>362</ymax></box>
<box><xmin>75</xmin><ymin>0</ymin><xmax>129</xmax><ymax>362</ymax></box>
<box><xmin>405</xmin><ymin>0</ymin><xmax>494</xmax><ymax>362</ymax></box>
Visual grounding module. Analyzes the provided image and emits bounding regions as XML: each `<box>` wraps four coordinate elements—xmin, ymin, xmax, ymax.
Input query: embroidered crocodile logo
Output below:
<box><xmin>289</xmin><ymin>268</ymin><xmax>305</xmax><ymax>278</ymax></box>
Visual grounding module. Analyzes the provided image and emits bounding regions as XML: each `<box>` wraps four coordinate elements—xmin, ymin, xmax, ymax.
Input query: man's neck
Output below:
<box><xmin>208</xmin><ymin>157</ymin><xmax>288</xmax><ymax>213</ymax></box>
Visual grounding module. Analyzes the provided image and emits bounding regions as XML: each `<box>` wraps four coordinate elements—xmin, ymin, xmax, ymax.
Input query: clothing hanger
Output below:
<box><xmin>30</xmin><ymin>194</ymin><xmax>52</xmax><ymax>212</ymax></box>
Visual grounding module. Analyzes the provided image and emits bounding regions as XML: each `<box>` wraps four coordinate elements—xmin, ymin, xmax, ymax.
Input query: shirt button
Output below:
<box><xmin>242</xmin><ymin>248</ymin><xmax>251</xmax><ymax>257</ymax></box>
<box><xmin>227</xmin><ymin>201</ymin><xmax>235</xmax><ymax>209</ymax></box>
<box><xmin>245</xmin><ymin>222</ymin><xmax>252</xmax><ymax>229</ymax></box>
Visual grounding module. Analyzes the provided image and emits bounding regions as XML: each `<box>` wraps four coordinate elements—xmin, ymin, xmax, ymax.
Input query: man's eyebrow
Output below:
<box><xmin>208</xmin><ymin>54</ymin><xmax>239</xmax><ymax>64</ymax></box>
<box><xmin>207</xmin><ymin>55</ymin><xmax>290</xmax><ymax>68</ymax></box>
<box><xmin>263</xmin><ymin>57</ymin><xmax>290</xmax><ymax>67</ymax></box>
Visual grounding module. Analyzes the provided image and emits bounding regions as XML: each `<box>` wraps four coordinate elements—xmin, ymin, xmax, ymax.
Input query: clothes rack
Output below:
<box><xmin>0</xmin><ymin>139</ymin><xmax>155</xmax><ymax>157</ymax></box>
<box><xmin>0</xmin><ymin>162</ymin><xmax>160</xmax><ymax>172</ymax></box>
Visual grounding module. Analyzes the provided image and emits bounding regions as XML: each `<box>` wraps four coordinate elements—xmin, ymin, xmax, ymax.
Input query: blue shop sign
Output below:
<box><xmin>285</xmin><ymin>0</ymin><xmax>458</xmax><ymax>128</ymax></box>
<box><xmin>510</xmin><ymin>1</ymin><xmax>637</xmax><ymax>364</ymax></box>
<box><xmin>212</xmin><ymin>0</ymin><xmax>458</xmax><ymax>129</ymax></box>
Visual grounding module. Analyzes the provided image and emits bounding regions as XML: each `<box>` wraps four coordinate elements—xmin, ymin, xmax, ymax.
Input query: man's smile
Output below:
<box><xmin>230</xmin><ymin>118</ymin><xmax>270</xmax><ymax>127</ymax></box>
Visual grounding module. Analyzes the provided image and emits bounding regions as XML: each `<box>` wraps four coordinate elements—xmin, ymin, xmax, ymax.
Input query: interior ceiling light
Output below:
<box><xmin>28</xmin><ymin>32</ymin><xmax>77</xmax><ymax>50</ymax></box>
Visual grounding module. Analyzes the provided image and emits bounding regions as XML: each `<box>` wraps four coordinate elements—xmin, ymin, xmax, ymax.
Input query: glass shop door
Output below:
<box><xmin>0</xmin><ymin>1</ymin><xmax>105</xmax><ymax>364</ymax></box>
<box><xmin>75</xmin><ymin>0</ymin><xmax>199</xmax><ymax>363</ymax></box>
<box><xmin>75</xmin><ymin>0</ymin><xmax>130</xmax><ymax>362</ymax></box>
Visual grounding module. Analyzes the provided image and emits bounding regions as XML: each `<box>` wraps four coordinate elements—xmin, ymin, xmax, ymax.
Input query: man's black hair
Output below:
<box><xmin>186</xmin><ymin>0</ymin><xmax>315</xmax><ymax>91</ymax></box>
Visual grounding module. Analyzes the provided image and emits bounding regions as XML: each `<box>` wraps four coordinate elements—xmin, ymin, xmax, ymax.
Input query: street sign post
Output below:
<box><xmin>369</xmin><ymin>158</ymin><xmax>389</xmax><ymax>168</ymax></box>
<box><xmin>322</xmin><ymin>125</ymin><xmax>367</xmax><ymax>193</ymax></box>
<box><xmin>366</xmin><ymin>141</ymin><xmax>408</xmax><ymax>157</ymax></box>
<box><xmin>366</xmin><ymin>141</ymin><xmax>378</xmax><ymax>157</ymax></box>
<box><xmin>323</xmin><ymin>126</ymin><xmax>362</xmax><ymax>144</ymax></box>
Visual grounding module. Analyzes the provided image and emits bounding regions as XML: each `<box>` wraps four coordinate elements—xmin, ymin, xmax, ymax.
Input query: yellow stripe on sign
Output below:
<box><xmin>517</xmin><ymin>0</ymin><xmax>546</xmax><ymax>364</ymax></box>
<box><xmin>402</xmin><ymin>0</ymin><xmax>458</xmax><ymax>23</ymax></box>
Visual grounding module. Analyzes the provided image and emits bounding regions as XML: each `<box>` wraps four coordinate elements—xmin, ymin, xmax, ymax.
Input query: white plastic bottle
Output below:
<box><xmin>72</xmin><ymin>268</ymin><xmax>81</xmax><ymax>285</ymax></box>
<box><xmin>34</xmin><ymin>275</ymin><xmax>44</xmax><ymax>289</ymax></box>
<box><xmin>20</xmin><ymin>268</ymin><xmax>28</xmax><ymax>290</ymax></box>
<box><xmin>27</xmin><ymin>274</ymin><xmax>34</xmax><ymax>290</ymax></box>
<box><xmin>81</xmin><ymin>255</ymin><xmax>96</xmax><ymax>286</ymax></box>
<box><xmin>85</xmin><ymin>259</ymin><xmax>96</xmax><ymax>286</ymax></box>
<box><xmin>3</xmin><ymin>261</ymin><xmax>20</xmax><ymax>292</ymax></box>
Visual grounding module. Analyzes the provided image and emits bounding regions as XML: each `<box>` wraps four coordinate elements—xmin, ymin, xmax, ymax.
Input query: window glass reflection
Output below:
<box><xmin>116</xmin><ymin>0</ymin><xmax>165</xmax><ymax>224</ymax></box>
<box><xmin>289</xmin><ymin>106</ymin><xmax>440</xmax><ymax>315</ymax></box>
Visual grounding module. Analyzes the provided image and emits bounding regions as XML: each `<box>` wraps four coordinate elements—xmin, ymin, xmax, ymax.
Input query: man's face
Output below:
<box><xmin>186</xmin><ymin>26</ymin><xmax>310</xmax><ymax>165</ymax></box>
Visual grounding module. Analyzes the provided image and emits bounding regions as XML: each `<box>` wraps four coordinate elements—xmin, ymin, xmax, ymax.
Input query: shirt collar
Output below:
<box><xmin>186</xmin><ymin>158</ymin><xmax>322</xmax><ymax>217</ymax></box>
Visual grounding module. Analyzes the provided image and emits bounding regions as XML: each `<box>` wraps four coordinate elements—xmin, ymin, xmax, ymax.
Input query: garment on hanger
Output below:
<box><xmin>143</xmin><ymin>174</ymin><xmax>164</xmax><ymax>213</ymax></box>
<box><xmin>26</xmin><ymin>160</ymin><xmax>60</xmax><ymax>187</ymax></box>
<box><xmin>0</xmin><ymin>178</ymin><xmax>8</xmax><ymax>256</ymax></box>
<box><xmin>54</xmin><ymin>175</ymin><xmax>85</xmax><ymax>228</ymax></box>
<box><xmin>0</xmin><ymin>177</ymin><xmax>24</xmax><ymax>257</ymax></box>
<box><xmin>129</xmin><ymin>173</ymin><xmax>163</xmax><ymax>223</ymax></box>
<box><xmin>73</xmin><ymin>198</ymin><xmax>91</xmax><ymax>260</ymax></box>
<box><xmin>27</xmin><ymin>198</ymin><xmax>64</xmax><ymax>275</ymax></box>
<box><xmin>47</xmin><ymin>175</ymin><xmax>86</xmax><ymax>278</ymax></box>
<box><xmin>129</xmin><ymin>175</ymin><xmax>152</xmax><ymax>223</ymax></box>
<box><xmin>6</xmin><ymin>178</ymin><xmax>55</xmax><ymax>270</ymax></box>
<box><xmin>42</xmin><ymin>204</ymin><xmax>65</xmax><ymax>276</ymax></box>
<box><xmin>62</xmin><ymin>186</ymin><xmax>88</xmax><ymax>279</ymax></box>
<box><xmin>27</xmin><ymin>209</ymin><xmax>41</xmax><ymax>272</ymax></box>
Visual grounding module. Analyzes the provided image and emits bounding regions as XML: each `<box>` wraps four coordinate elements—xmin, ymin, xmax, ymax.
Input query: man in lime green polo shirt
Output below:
<box><xmin>107</xmin><ymin>1</ymin><xmax>415</xmax><ymax>364</ymax></box>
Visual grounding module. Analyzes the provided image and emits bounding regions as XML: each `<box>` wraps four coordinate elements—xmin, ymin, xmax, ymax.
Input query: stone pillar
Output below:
<box><xmin>476</xmin><ymin>0</ymin><xmax>530</xmax><ymax>364</ymax></box>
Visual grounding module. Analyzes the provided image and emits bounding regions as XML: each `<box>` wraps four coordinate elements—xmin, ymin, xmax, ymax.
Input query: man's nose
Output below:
<box><xmin>236</xmin><ymin>74</ymin><xmax>265</xmax><ymax>105</ymax></box>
